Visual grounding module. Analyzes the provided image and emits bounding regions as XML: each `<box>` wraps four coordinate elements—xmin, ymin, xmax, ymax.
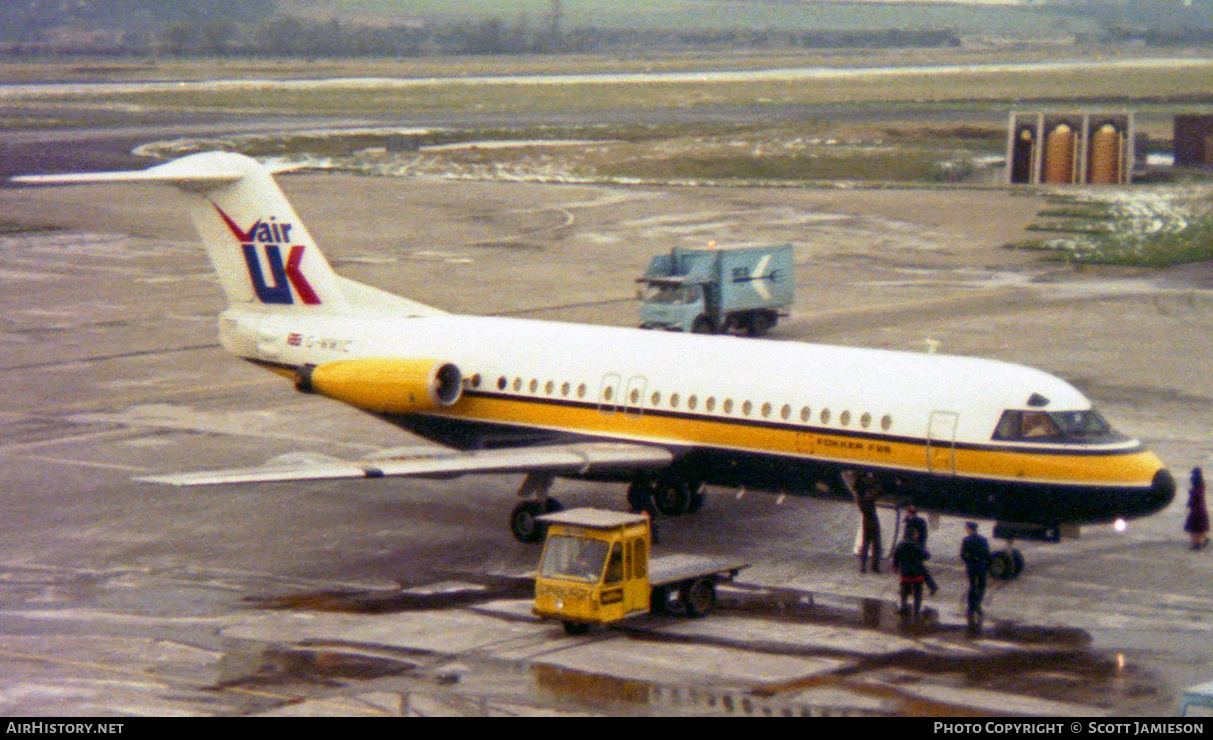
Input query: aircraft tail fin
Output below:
<box><xmin>14</xmin><ymin>152</ymin><xmax>441</xmax><ymax>317</ymax></box>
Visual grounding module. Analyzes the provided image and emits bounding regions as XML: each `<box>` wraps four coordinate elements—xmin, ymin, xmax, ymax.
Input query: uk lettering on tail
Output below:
<box><xmin>12</xmin><ymin>152</ymin><xmax>1175</xmax><ymax>577</ymax></box>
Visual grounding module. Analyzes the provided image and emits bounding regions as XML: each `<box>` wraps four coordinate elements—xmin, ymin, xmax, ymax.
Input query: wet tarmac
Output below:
<box><xmin>1</xmin><ymin>169</ymin><xmax>1212</xmax><ymax>716</ymax></box>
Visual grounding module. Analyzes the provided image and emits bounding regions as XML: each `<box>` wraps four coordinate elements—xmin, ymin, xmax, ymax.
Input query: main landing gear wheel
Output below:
<box><xmin>510</xmin><ymin>498</ymin><xmax>563</xmax><ymax>543</ymax></box>
<box><xmin>654</xmin><ymin>479</ymin><xmax>688</xmax><ymax>516</ymax></box>
<box><xmin>988</xmin><ymin>549</ymin><xmax>1025</xmax><ymax>581</ymax></box>
<box><xmin>653</xmin><ymin>479</ymin><xmax>705</xmax><ymax>516</ymax></box>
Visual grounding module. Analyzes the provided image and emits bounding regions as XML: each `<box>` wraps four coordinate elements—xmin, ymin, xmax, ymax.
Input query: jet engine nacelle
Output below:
<box><xmin>296</xmin><ymin>358</ymin><xmax>462</xmax><ymax>413</ymax></box>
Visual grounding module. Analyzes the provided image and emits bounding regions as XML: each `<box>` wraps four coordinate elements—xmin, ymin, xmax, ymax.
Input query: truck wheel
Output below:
<box><xmin>746</xmin><ymin>311</ymin><xmax>775</xmax><ymax>336</ymax></box>
<box><xmin>691</xmin><ymin>316</ymin><xmax>715</xmax><ymax>334</ymax></box>
<box><xmin>650</xmin><ymin>586</ymin><xmax>670</xmax><ymax>615</ymax></box>
<box><xmin>562</xmin><ymin>621</ymin><xmax>591</xmax><ymax>636</ymax></box>
<box><xmin>681</xmin><ymin>578</ymin><xmax>716</xmax><ymax>617</ymax></box>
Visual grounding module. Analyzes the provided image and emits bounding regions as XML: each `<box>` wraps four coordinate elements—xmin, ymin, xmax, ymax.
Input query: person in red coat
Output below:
<box><xmin>892</xmin><ymin>527</ymin><xmax>930</xmax><ymax>618</ymax></box>
<box><xmin>1186</xmin><ymin>467</ymin><xmax>1209</xmax><ymax>551</ymax></box>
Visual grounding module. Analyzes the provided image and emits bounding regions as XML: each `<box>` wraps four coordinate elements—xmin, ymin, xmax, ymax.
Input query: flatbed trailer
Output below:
<box><xmin>532</xmin><ymin>508</ymin><xmax>748</xmax><ymax>634</ymax></box>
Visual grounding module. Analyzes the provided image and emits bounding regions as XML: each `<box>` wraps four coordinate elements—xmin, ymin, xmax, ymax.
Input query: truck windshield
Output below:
<box><xmin>642</xmin><ymin>283</ymin><xmax>701</xmax><ymax>304</ymax></box>
<box><xmin>540</xmin><ymin>535</ymin><xmax>611</xmax><ymax>582</ymax></box>
<box><xmin>992</xmin><ymin>409</ymin><xmax>1125</xmax><ymax>444</ymax></box>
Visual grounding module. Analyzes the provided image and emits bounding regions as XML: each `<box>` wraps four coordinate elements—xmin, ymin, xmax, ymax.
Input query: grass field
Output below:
<box><xmin>13</xmin><ymin>55</ymin><xmax>1213</xmax><ymax>116</ymax></box>
<box><xmin>283</xmin><ymin>0</ymin><xmax>1093</xmax><ymax>37</ymax></box>
<box><xmin>3</xmin><ymin>48</ymin><xmax>1213</xmax><ymax>265</ymax></box>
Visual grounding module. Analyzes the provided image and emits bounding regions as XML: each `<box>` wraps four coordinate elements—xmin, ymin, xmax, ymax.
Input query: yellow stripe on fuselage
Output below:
<box><xmin>430</xmin><ymin>392</ymin><xmax>1160</xmax><ymax>490</ymax></box>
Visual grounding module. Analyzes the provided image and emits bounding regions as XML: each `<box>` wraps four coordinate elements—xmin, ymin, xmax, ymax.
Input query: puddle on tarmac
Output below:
<box><xmin>218</xmin><ymin>640</ymin><xmax>415</xmax><ymax>688</ymax></box>
<box><xmin>240</xmin><ymin>578</ymin><xmax>1165</xmax><ymax>715</ymax></box>
<box><xmin>249</xmin><ymin>575</ymin><xmax>533</xmax><ymax>613</ymax></box>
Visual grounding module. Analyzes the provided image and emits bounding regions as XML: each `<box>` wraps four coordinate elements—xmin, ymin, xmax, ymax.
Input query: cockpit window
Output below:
<box><xmin>993</xmin><ymin>409</ymin><xmax>1123</xmax><ymax>444</ymax></box>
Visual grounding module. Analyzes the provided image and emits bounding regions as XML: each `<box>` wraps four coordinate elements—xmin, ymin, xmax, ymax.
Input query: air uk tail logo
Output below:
<box><xmin>214</xmin><ymin>204</ymin><xmax>321</xmax><ymax>305</ymax></box>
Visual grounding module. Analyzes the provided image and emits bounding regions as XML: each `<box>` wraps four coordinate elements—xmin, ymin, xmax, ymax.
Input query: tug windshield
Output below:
<box><xmin>539</xmin><ymin>535</ymin><xmax>610</xmax><ymax>582</ymax></box>
<box><xmin>993</xmin><ymin>409</ymin><xmax>1126</xmax><ymax>444</ymax></box>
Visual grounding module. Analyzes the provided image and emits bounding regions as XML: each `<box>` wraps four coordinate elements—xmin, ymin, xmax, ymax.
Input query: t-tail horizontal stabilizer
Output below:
<box><xmin>12</xmin><ymin>152</ymin><xmax>443</xmax><ymax>317</ymax></box>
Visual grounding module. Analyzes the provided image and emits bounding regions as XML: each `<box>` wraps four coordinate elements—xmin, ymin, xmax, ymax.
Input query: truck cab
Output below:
<box><xmin>637</xmin><ymin>278</ymin><xmax>711</xmax><ymax>333</ymax></box>
<box><xmin>636</xmin><ymin>244</ymin><xmax>793</xmax><ymax>335</ymax></box>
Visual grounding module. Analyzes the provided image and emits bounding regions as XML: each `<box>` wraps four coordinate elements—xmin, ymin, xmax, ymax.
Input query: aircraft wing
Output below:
<box><xmin>137</xmin><ymin>441</ymin><xmax>675</xmax><ymax>486</ymax></box>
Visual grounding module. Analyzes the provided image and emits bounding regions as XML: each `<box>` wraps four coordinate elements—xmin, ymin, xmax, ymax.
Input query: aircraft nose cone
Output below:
<box><xmin>1148</xmin><ymin>468</ymin><xmax>1177</xmax><ymax>514</ymax></box>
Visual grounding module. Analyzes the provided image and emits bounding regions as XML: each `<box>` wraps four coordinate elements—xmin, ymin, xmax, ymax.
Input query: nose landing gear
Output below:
<box><xmin>988</xmin><ymin>547</ymin><xmax>1025</xmax><ymax>581</ymax></box>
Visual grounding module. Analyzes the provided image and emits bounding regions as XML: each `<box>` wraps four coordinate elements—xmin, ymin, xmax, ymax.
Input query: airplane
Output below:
<box><xmin>13</xmin><ymin>151</ymin><xmax>1175</xmax><ymax>580</ymax></box>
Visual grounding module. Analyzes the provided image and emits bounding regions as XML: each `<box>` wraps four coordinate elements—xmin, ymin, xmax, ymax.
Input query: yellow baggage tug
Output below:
<box><xmin>533</xmin><ymin>508</ymin><xmax>748</xmax><ymax>635</ymax></box>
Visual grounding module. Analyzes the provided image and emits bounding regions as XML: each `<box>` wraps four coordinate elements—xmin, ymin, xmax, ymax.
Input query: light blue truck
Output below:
<box><xmin>637</xmin><ymin>244</ymin><xmax>794</xmax><ymax>335</ymax></box>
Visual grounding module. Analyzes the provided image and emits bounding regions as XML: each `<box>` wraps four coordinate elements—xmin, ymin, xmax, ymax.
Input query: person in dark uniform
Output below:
<box><xmin>892</xmin><ymin>527</ymin><xmax>930</xmax><ymax>618</ymax></box>
<box><xmin>1185</xmin><ymin>467</ymin><xmax>1209</xmax><ymax>551</ymax></box>
<box><xmin>627</xmin><ymin>478</ymin><xmax>660</xmax><ymax>544</ymax></box>
<box><xmin>856</xmin><ymin>473</ymin><xmax>882</xmax><ymax>574</ymax></box>
<box><xmin>960</xmin><ymin>521</ymin><xmax>992</xmax><ymax>622</ymax></box>
<box><xmin>903</xmin><ymin>506</ymin><xmax>937</xmax><ymax>596</ymax></box>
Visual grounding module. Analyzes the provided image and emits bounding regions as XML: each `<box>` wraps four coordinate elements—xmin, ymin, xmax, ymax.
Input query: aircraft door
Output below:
<box><xmin>927</xmin><ymin>411</ymin><xmax>959</xmax><ymax>474</ymax></box>
<box><xmin>623</xmin><ymin>375</ymin><xmax>647</xmax><ymax>416</ymax></box>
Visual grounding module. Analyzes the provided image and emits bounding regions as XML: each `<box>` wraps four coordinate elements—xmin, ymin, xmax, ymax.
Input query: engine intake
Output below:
<box><xmin>296</xmin><ymin>358</ymin><xmax>462</xmax><ymax>413</ymax></box>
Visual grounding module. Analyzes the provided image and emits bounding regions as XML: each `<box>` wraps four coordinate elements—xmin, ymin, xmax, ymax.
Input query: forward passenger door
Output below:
<box><xmin>927</xmin><ymin>411</ymin><xmax>959</xmax><ymax>475</ymax></box>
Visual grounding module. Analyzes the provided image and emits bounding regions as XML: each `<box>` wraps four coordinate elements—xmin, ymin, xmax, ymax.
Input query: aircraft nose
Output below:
<box><xmin>1146</xmin><ymin>468</ymin><xmax>1177</xmax><ymax>515</ymax></box>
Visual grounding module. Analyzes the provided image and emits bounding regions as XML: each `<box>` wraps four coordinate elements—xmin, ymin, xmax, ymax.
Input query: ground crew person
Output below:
<box><xmin>892</xmin><ymin>528</ymin><xmax>930</xmax><ymax>618</ymax></box>
<box><xmin>856</xmin><ymin>473</ymin><xmax>883</xmax><ymax>573</ymax></box>
<box><xmin>960</xmin><ymin>521</ymin><xmax>992</xmax><ymax>623</ymax></box>
<box><xmin>904</xmin><ymin>506</ymin><xmax>938</xmax><ymax>596</ymax></box>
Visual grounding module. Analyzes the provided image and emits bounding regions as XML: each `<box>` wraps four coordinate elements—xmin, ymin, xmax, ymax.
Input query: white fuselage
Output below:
<box><xmin>220</xmin><ymin>303</ymin><xmax>1169</xmax><ymax>527</ymax></box>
